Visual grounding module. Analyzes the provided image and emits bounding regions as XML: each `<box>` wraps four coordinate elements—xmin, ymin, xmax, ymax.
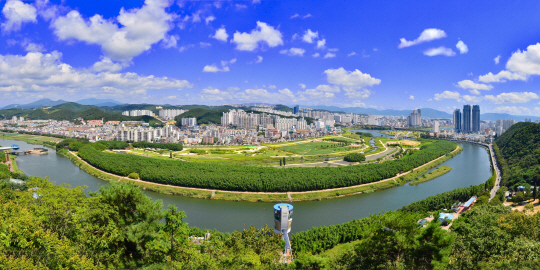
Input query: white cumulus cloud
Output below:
<box><xmin>484</xmin><ymin>92</ymin><xmax>539</xmax><ymax>104</ymax></box>
<box><xmin>457</xmin><ymin>80</ymin><xmax>493</xmax><ymax>91</ymax></box>
<box><xmin>323</xmin><ymin>52</ymin><xmax>336</xmax><ymax>58</ymax></box>
<box><xmin>409</xmin><ymin>95</ymin><xmax>414</xmax><ymax>100</ymax></box>
<box><xmin>398</xmin><ymin>28</ymin><xmax>447</xmax><ymax>48</ymax></box>
<box><xmin>52</xmin><ymin>0</ymin><xmax>175</xmax><ymax>63</ymax></box>
<box><xmin>506</xmin><ymin>43</ymin><xmax>540</xmax><ymax>76</ymax></box>
<box><xmin>456</xmin><ymin>40</ymin><xmax>468</xmax><ymax>54</ymax></box>
<box><xmin>231</xmin><ymin>21</ymin><xmax>283</xmax><ymax>51</ymax></box>
<box><xmin>493</xmin><ymin>106</ymin><xmax>531</xmax><ymax>115</ymax></box>
<box><xmin>2</xmin><ymin>0</ymin><xmax>37</xmax><ymax>33</ymax></box>
<box><xmin>211</xmin><ymin>26</ymin><xmax>228</xmax><ymax>42</ymax></box>
<box><xmin>325</xmin><ymin>67</ymin><xmax>381</xmax><ymax>90</ymax></box>
<box><xmin>0</xmin><ymin>51</ymin><xmax>192</xmax><ymax>97</ymax></box>
<box><xmin>423</xmin><ymin>46</ymin><xmax>456</xmax><ymax>57</ymax></box>
<box><xmin>92</xmin><ymin>57</ymin><xmax>125</xmax><ymax>72</ymax></box>
<box><xmin>494</xmin><ymin>55</ymin><xmax>500</xmax><ymax>64</ymax></box>
<box><xmin>434</xmin><ymin>91</ymin><xmax>461</xmax><ymax>101</ymax></box>
<box><xmin>316</xmin><ymin>39</ymin><xmax>326</xmax><ymax>49</ymax></box>
<box><xmin>302</xmin><ymin>29</ymin><xmax>318</xmax><ymax>43</ymax></box>
<box><xmin>251</xmin><ymin>55</ymin><xmax>263</xmax><ymax>64</ymax></box>
<box><xmin>312</xmin><ymin>53</ymin><xmax>320</xmax><ymax>58</ymax></box>
<box><xmin>202</xmin><ymin>64</ymin><xmax>230</xmax><ymax>73</ymax></box>
<box><xmin>478</xmin><ymin>70</ymin><xmax>527</xmax><ymax>83</ymax></box>
<box><xmin>280</xmin><ymin>48</ymin><xmax>305</xmax><ymax>56</ymax></box>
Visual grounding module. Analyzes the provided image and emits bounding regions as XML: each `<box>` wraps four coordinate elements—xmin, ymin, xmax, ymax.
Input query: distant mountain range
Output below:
<box><xmin>2</xmin><ymin>100</ymin><xmax>539</xmax><ymax>122</ymax></box>
<box><xmin>75</xmin><ymin>98</ymin><xmax>124</xmax><ymax>107</ymax></box>
<box><xmin>304</xmin><ymin>105</ymin><xmax>540</xmax><ymax>122</ymax></box>
<box><xmin>2</xmin><ymin>98</ymin><xmax>123</xmax><ymax>110</ymax></box>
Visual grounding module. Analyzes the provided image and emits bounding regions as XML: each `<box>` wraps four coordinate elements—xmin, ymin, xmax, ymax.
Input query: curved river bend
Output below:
<box><xmin>2</xmin><ymin>138</ymin><xmax>491</xmax><ymax>233</ymax></box>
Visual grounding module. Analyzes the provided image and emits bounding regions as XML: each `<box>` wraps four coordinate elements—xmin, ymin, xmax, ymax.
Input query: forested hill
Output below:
<box><xmin>0</xmin><ymin>107</ymin><xmax>156</xmax><ymax>123</ymax></box>
<box><xmin>174</xmin><ymin>108</ymin><xmax>228</xmax><ymax>125</ymax></box>
<box><xmin>494</xmin><ymin>122</ymin><xmax>540</xmax><ymax>187</ymax></box>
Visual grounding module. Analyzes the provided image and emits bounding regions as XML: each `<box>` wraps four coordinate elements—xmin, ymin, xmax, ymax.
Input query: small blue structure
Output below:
<box><xmin>517</xmin><ymin>186</ymin><xmax>526</xmax><ymax>192</ymax></box>
<box><xmin>463</xmin><ymin>197</ymin><xmax>476</xmax><ymax>208</ymax></box>
<box><xmin>438</xmin><ymin>213</ymin><xmax>455</xmax><ymax>225</ymax></box>
<box><xmin>11</xmin><ymin>144</ymin><xmax>19</xmax><ymax>150</ymax></box>
<box><xmin>28</xmin><ymin>187</ymin><xmax>42</xmax><ymax>199</ymax></box>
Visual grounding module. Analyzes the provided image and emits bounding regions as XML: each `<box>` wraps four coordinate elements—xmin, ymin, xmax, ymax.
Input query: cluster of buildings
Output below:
<box><xmin>123</xmin><ymin>109</ymin><xmax>190</xmax><ymax>121</ymax></box>
<box><xmin>122</xmin><ymin>110</ymin><xmax>154</xmax><ymax>117</ymax></box>
<box><xmin>407</xmin><ymin>109</ymin><xmax>422</xmax><ymax>127</ymax></box>
<box><xmin>453</xmin><ymin>105</ymin><xmax>481</xmax><ymax>133</ymax></box>
<box><xmin>159</xmin><ymin>109</ymin><xmax>188</xmax><ymax>120</ymax></box>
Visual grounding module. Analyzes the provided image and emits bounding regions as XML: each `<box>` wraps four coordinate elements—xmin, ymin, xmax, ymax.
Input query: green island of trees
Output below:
<box><xmin>343</xmin><ymin>152</ymin><xmax>366</xmax><ymax>162</ymax></box>
<box><xmin>76</xmin><ymin>140</ymin><xmax>457</xmax><ymax>192</ymax></box>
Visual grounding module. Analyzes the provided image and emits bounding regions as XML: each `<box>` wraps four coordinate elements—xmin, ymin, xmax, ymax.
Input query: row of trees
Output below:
<box><xmin>132</xmin><ymin>142</ymin><xmax>183</xmax><ymax>151</ymax></box>
<box><xmin>77</xmin><ymin>140</ymin><xmax>457</xmax><ymax>192</ymax></box>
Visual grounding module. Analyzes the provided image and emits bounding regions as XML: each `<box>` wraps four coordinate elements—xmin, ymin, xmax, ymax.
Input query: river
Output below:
<box><xmin>2</xmin><ymin>137</ymin><xmax>491</xmax><ymax>233</ymax></box>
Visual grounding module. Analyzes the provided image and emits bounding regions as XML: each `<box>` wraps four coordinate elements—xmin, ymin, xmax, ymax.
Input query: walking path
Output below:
<box><xmin>68</xmin><ymin>145</ymin><xmax>460</xmax><ymax>198</ymax></box>
<box><xmin>4</xmin><ymin>150</ymin><xmax>13</xmax><ymax>172</ymax></box>
<box><xmin>444</xmin><ymin>139</ymin><xmax>501</xmax><ymax>201</ymax></box>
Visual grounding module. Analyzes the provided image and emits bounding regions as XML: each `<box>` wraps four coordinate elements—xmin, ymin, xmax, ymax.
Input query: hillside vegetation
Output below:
<box><xmin>0</xmin><ymin>106</ymin><xmax>156</xmax><ymax>122</ymax></box>
<box><xmin>494</xmin><ymin>122</ymin><xmax>540</xmax><ymax>188</ymax></box>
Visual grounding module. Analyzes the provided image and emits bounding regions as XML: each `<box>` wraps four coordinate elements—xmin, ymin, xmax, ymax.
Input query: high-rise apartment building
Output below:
<box><xmin>462</xmin><ymin>105</ymin><xmax>471</xmax><ymax>133</ymax></box>
<box><xmin>502</xmin><ymin>119</ymin><xmax>515</xmax><ymax>131</ymax></box>
<box><xmin>434</xmin><ymin>120</ymin><xmax>439</xmax><ymax>133</ymax></box>
<box><xmin>122</xmin><ymin>110</ymin><xmax>154</xmax><ymax>117</ymax></box>
<box><xmin>159</xmin><ymin>109</ymin><xmax>188</xmax><ymax>120</ymax></box>
<box><xmin>293</xmin><ymin>105</ymin><xmax>299</xmax><ymax>115</ymax></box>
<box><xmin>181</xmin><ymin>117</ymin><xmax>197</xmax><ymax>127</ymax></box>
<box><xmin>221</xmin><ymin>109</ymin><xmax>275</xmax><ymax>129</ymax></box>
<box><xmin>407</xmin><ymin>109</ymin><xmax>421</xmax><ymax>127</ymax></box>
<box><xmin>472</xmin><ymin>105</ymin><xmax>480</xmax><ymax>132</ymax></box>
<box><xmin>453</xmin><ymin>109</ymin><xmax>461</xmax><ymax>133</ymax></box>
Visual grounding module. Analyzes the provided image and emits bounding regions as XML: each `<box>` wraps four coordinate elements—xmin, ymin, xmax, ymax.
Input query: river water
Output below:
<box><xmin>2</xmin><ymin>136</ymin><xmax>491</xmax><ymax>233</ymax></box>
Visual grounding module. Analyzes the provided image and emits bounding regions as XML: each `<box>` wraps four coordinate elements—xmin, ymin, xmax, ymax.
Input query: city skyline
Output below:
<box><xmin>2</xmin><ymin>1</ymin><xmax>540</xmax><ymax>116</ymax></box>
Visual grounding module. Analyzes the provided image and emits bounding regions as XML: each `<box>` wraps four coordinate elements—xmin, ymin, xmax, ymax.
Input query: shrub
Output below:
<box><xmin>344</xmin><ymin>153</ymin><xmax>366</xmax><ymax>162</ymax></box>
<box><xmin>128</xmin><ymin>173</ymin><xmax>139</xmax><ymax>179</ymax></box>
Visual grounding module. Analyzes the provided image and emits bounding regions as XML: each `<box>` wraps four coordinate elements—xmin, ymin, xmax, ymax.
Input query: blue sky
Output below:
<box><xmin>2</xmin><ymin>0</ymin><xmax>540</xmax><ymax>115</ymax></box>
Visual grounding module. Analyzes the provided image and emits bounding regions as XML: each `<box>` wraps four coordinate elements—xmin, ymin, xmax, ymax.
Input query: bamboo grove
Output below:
<box><xmin>77</xmin><ymin>140</ymin><xmax>457</xmax><ymax>192</ymax></box>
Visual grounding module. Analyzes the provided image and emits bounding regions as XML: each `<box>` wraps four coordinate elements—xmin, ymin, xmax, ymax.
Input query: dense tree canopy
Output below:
<box><xmin>494</xmin><ymin>122</ymin><xmax>540</xmax><ymax>188</ymax></box>
<box><xmin>343</xmin><ymin>153</ymin><xmax>366</xmax><ymax>162</ymax></box>
<box><xmin>132</xmin><ymin>142</ymin><xmax>183</xmax><ymax>151</ymax></box>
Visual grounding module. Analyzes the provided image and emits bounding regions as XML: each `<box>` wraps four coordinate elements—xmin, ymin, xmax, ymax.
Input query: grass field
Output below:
<box><xmin>276</xmin><ymin>141</ymin><xmax>361</xmax><ymax>155</ymax></box>
<box><xmin>0</xmin><ymin>133</ymin><xmax>60</xmax><ymax>146</ymax></box>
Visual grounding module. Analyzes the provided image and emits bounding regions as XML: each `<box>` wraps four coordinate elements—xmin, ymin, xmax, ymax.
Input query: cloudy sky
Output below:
<box><xmin>1</xmin><ymin>0</ymin><xmax>540</xmax><ymax>115</ymax></box>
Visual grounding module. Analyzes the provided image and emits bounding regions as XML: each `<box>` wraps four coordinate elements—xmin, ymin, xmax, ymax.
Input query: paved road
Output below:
<box><xmin>487</xmin><ymin>144</ymin><xmax>502</xmax><ymax>201</ymax></box>
<box><xmin>444</xmin><ymin>139</ymin><xmax>501</xmax><ymax>201</ymax></box>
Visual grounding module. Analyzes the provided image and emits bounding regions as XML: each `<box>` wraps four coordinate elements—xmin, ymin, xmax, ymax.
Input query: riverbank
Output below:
<box><xmin>61</xmin><ymin>144</ymin><xmax>463</xmax><ymax>202</ymax></box>
<box><xmin>409</xmin><ymin>166</ymin><xmax>452</xmax><ymax>186</ymax></box>
<box><xmin>0</xmin><ymin>132</ymin><xmax>59</xmax><ymax>147</ymax></box>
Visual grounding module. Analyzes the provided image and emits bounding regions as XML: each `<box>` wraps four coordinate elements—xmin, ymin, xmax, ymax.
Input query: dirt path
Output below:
<box><xmin>67</xmin><ymin>145</ymin><xmax>460</xmax><ymax>197</ymax></box>
<box><xmin>4</xmin><ymin>150</ymin><xmax>13</xmax><ymax>172</ymax></box>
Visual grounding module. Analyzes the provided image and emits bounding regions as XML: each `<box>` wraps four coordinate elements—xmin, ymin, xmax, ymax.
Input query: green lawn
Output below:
<box><xmin>276</xmin><ymin>141</ymin><xmax>362</xmax><ymax>155</ymax></box>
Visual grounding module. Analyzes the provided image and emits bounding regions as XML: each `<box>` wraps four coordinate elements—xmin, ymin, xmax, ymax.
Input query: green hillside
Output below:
<box><xmin>174</xmin><ymin>108</ymin><xmax>227</xmax><ymax>125</ymax></box>
<box><xmin>494</xmin><ymin>122</ymin><xmax>539</xmax><ymax>187</ymax></box>
<box><xmin>0</xmin><ymin>107</ymin><xmax>157</xmax><ymax>123</ymax></box>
